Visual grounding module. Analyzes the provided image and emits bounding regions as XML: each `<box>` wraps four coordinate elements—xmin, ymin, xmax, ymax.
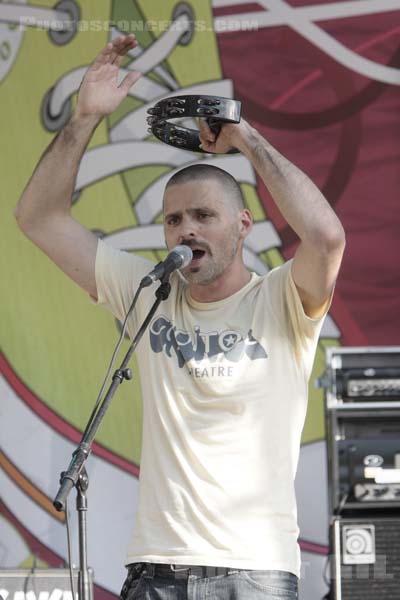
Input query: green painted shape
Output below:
<box><xmin>111</xmin><ymin>0</ymin><xmax>158</xmax><ymax>50</ymax></box>
<box><xmin>242</xmin><ymin>183</ymin><xmax>266</xmax><ymax>222</ymax></box>
<box><xmin>1</xmin><ymin>0</ymin><xmax>144</xmax><ymax>464</ymax></box>
<box><xmin>135</xmin><ymin>0</ymin><xmax>222</xmax><ymax>85</ymax></box>
<box><xmin>124</xmin><ymin>164</ymin><xmax>171</xmax><ymax>211</ymax></box>
<box><xmin>261</xmin><ymin>248</ymin><xmax>285</xmax><ymax>269</ymax></box>
<box><xmin>108</xmin><ymin>96</ymin><xmax>142</xmax><ymax>131</ymax></box>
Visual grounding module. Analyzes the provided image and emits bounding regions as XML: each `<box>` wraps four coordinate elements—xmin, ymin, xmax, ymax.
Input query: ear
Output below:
<box><xmin>239</xmin><ymin>209</ymin><xmax>253</xmax><ymax>239</ymax></box>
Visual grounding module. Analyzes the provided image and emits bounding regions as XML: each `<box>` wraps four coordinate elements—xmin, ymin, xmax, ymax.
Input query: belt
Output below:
<box><xmin>146</xmin><ymin>563</ymin><xmax>240</xmax><ymax>580</ymax></box>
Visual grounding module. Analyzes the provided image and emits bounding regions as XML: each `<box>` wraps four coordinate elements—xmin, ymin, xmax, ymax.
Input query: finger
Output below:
<box><xmin>108</xmin><ymin>35</ymin><xmax>137</xmax><ymax>64</ymax></box>
<box><xmin>199</xmin><ymin>118</ymin><xmax>216</xmax><ymax>143</ymax></box>
<box><xmin>112</xmin><ymin>53</ymin><xmax>124</xmax><ymax>68</ymax></box>
<box><xmin>91</xmin><ymin>42</ymin><xmax>114</xmax><ymax>68</ymax></box>
<box><xmin>199</xmin><ymin>142</ymin><xmax>214</xmax><ymax>154</ymax></box>
<box><xmin>198</xmin><ymin>135</ymin><xmax>214</xmax><ymax>152</ymax></box>
<box><xmin>118</xmin><ymin>70</ymin><xmax>142</xmax><ymax>94</ymax></box>
<box><xmin>114</xmin><ymin>33</ymin><xmax>136</xmax><ymax>45</ymax></box>
<box><xmin>111</xmin><ymin>40</ymin><xmax>135</xmax><ymax>66</ymax></box>
<box><xmin>92</xmin><ymin>36</ymin><xmax>137</xmax><ymax>70</ymax></box>
<box><xmin>112</xmin><ymin>34</ymin><xmax>137</xmax><ymax>54</ymax></box>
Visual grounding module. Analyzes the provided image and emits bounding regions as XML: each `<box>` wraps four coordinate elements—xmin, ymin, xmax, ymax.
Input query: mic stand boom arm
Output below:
<box><xmin>53</xmin><ymin>276</ymin><xmax>172</xmax><ymax>600</ymax></box>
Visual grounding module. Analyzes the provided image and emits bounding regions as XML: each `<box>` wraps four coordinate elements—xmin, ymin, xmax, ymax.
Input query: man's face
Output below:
<box><xmin>163</xmin><ymin>178</ymin><xmax>242</xmax><ymax>286</ymax></box>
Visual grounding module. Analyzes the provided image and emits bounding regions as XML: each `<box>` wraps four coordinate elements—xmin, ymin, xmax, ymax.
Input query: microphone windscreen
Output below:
<box><xmin>172</xmin><ymin>245</ymin><xmax>193</xmax><ymax>268</ymax></box>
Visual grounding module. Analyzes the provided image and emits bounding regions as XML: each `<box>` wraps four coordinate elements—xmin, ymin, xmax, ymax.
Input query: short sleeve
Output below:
<box><xmin>265</xmin><ymin>259</ymin><xmax>333</xmax><ymax>376</ymax></box>
<box><xmin>93</xmin><ymin>238</ymin><xmax>155</xmax><ymax>326</ymax></box>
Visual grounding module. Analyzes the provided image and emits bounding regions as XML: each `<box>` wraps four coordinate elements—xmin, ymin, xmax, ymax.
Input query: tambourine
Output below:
<box><xmin>146</xmin><ymin>95</ymin><xmax>241</xmax><ymax>154</ymax></box>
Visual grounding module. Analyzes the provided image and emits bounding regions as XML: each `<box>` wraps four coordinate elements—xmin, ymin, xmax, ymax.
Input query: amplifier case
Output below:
<box><xmin>326</xmin><ymin>407</ymin><xmax>400</xmax><ymax>513</ymax></box>
<box><xmin>330</xmin><ymin>516</ymin><xmax>400</xmax><ymax>600</ymax></box>
<box><xmin>324</xmin><ymin>346</ymin><xmax>400</xmax><ymax>410</ymax></box>
<box><xmin>322</xmin><ymin>346</ymin><xmax>400</xmax><ymax>514</ymax></box>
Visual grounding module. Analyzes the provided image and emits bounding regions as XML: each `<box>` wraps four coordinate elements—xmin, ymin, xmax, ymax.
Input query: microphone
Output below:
<box><xmin>140</xmin><ymin>245</ymin><xmax>193</xmax><ymax>287</ymax></box>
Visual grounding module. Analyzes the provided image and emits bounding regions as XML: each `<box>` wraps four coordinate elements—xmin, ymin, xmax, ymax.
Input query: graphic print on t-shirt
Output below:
<box><xmin>149</xmin><ymin>315</ymin><xmax>268</xmax><ymax>369</ymax></box>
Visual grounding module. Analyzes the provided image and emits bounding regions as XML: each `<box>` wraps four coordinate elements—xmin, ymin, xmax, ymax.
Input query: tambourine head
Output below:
<box><xmin>146</xmin><ymin>95</ymin><xmax>241</xmax><ymax>154</ymax></box>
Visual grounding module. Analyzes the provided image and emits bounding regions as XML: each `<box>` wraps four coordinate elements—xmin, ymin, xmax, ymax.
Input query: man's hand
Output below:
<box><xmin>198</xmin><ymin>117</ymin><xmax>253</xmax><ymax>154</ymax></box>
<box><xmin>75</xmin><ymin>34</ymin><xmax>142</xmax><ymax>122</ymax></box>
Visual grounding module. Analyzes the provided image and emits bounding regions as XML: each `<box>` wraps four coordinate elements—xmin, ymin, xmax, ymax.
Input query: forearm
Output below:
<box><xmin>236</xmin><ymin>124</ymin><xmax>345</xmax><ymax>249</ymax></box>
<box><xmin>15</xmin><ymin>112</ymin><xmax>100</xmax><ymax>231</ymax></box>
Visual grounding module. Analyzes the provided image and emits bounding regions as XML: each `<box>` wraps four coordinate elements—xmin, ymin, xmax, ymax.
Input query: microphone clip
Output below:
<box><xmin>140</xmin><ymin>261</ymin><xmax>163</xmax><ymax>288</ymax></box>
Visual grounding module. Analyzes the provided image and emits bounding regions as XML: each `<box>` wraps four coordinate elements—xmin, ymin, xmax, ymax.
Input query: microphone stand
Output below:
<box><xmin>53</xmin><ymin>274</ymin><xmax>172</xmax><ymax>600</ymax></box>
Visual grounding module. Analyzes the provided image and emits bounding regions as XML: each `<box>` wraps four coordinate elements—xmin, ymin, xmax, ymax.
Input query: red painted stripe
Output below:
<box><xmin>0</xmin><ymin>352</ymin><xmax>140</xmax><ymax>478</ymax></box>
<box><xmin>299</xmin><ymin>538</ymin><xmax>329</xmax><ymax>555</ymax></box>
<box><xmin>213</xmin><ymin>4</ymin><xmax>264</xmax><ymax>17</ymax></box>
<box><xmin>330</xmin><ymin>293</ymin><xmax>369</xmax><ymax>347</ymax></box>
<box><xmin>271</xmin><ymin>25</ymin><xmax>400</xmax><ymax>110</ymax></box>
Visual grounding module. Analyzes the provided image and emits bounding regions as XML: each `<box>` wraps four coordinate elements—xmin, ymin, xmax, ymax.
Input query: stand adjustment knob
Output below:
<box><xmin>123</xmin><ymin>368</ymin><xmax>133</xmax><ymax>380</ymax></box>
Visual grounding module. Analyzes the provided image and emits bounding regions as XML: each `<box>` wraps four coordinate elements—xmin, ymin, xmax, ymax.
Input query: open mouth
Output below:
<box><xmin>192</xmin><ymin>249</ymin><xmax>206</xmax><ymax>260</ymax></box>
<box><xmin>187</xmin><ymin>248</ymin><xmax>207</xmax><ymax>268</ymax></box>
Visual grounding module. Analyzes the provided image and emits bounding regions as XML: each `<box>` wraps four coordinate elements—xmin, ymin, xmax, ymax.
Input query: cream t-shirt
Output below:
<box><xmin>94</xmin><ymin>238</ymin><xmax>328</xmax><ymax>577</ymax></box>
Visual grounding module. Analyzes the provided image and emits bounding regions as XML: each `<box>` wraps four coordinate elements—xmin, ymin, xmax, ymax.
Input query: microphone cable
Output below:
<box><xmin>65</xmin><ymin>497</ymin><xmax>77</xmax><ymax>600</ymax></box>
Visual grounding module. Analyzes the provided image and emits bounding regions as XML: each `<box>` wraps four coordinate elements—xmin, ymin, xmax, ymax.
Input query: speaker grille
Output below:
<box><xmin>334</xmin><ymin>517</ymin><xmax>400</xmax><ymax>599</ymax></box>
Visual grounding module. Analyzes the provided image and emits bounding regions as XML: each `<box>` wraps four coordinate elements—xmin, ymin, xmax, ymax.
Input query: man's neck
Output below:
<box><xmin>188</xmin><ymin>268</ymin><xmax>252</xmax><ymax>303</ymax></box>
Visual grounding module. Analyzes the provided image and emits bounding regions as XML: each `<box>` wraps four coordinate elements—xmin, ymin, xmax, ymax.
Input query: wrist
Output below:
<box><xmin>71</xmin><ymin>109</ymin><xmax>102</xmax><ymax>130</ymax></box>
<box><xmin>230</xmin><ymin>120</ymin><xmax>259</xmax><ymax>154</ymax></box>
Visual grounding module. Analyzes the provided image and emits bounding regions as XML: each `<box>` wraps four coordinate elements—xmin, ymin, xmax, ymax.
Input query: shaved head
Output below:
<box><xmin>164</xmin><ymin>164</ymin><xmax>245</xmax><ymax>213</ymax></box>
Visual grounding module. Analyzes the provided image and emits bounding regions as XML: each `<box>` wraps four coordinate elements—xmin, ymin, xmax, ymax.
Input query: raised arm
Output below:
<box><xmin>199</xmin><ymin>119</ymin><xmax>345</xmax><ymax>318</ymax></box>
<box><xmin>14</xmin><ymin>35</ymin><xmax>141</xmax><ymax>300</ymax></box>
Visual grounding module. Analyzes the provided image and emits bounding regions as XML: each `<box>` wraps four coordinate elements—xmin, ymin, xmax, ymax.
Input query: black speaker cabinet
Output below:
<box><xmin>330</xmin><ymin>516</ymin><xmax>400</xmax><ymax>599</ymax></box>
<box><xmin>0</xmin><ymin>568</ymin><xmax>93</xmax><ymax>600</ymax></box>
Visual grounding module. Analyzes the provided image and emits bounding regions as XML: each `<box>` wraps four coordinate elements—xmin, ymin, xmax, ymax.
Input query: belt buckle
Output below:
<box><xmin>170</xmin><ymin>564</ymin><xmax>191</xmax><ymax>580</ymax></box>
<box><xmin>170</xmin><ymin>564</ymin><xmax>190</xmax><ymax>572</ymax></box>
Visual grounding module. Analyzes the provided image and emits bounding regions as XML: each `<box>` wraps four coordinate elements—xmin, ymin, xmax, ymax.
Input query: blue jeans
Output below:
<box><xmin>120</xmin><ymin>563</ymin><xmax>299</xmax><ymax>599</ymax></box>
